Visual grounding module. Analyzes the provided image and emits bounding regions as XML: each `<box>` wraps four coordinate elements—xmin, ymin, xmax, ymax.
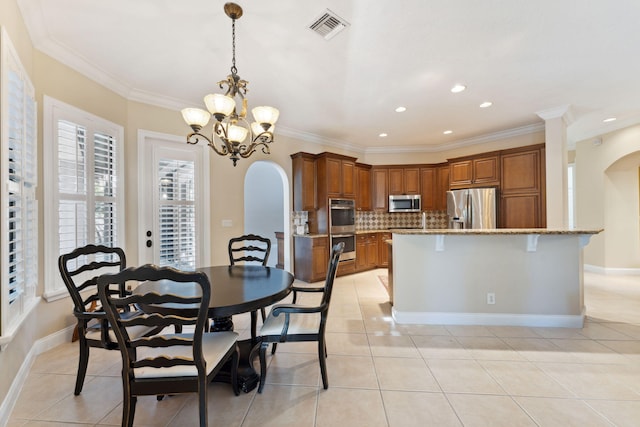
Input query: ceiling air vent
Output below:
<box><xmin>308</xmin><ymin>9</ymin><xmax>350</xmax><ymax>40</ymax></box>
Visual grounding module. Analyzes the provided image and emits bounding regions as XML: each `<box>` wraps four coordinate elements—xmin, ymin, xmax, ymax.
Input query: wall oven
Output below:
<box><xmin>329</xmin><ymin>198</ymin><xmax>355</xmax><ymax>234</ymax></box>
<box><xmin>329</xmin><ymin>198</ymin><xmax>356</xmax><ymax>261</ymax></box>
<box><xmin>330</xmin><ymin>233</ymin><xmax>356</xmax><ymax>261</ymax></box>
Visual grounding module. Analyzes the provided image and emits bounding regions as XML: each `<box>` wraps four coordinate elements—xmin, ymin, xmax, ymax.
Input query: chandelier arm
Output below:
<box><xmin>187</xmin><ymin>132</ymin><xmax>229</xmax><ymax>156</ymax></box>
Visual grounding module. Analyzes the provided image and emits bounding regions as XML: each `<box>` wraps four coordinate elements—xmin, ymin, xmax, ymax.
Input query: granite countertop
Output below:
<box><xmin>390</xmin><ymin>228</ymin><xmax>603</xmax><ymax>235</ymax></box>
<box><xmin>293</xmin><ymin>233</ymin><xmax>329</xmax><ymax>238</ymax></box>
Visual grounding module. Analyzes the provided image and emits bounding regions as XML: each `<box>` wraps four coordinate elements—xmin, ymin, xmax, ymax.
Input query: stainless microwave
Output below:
<box><xmin>389</xmin><ymin>194</ymin><xmax>421</xmax><ymax>213</ymax></box>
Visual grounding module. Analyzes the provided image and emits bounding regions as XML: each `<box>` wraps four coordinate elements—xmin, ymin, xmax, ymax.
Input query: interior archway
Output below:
<box><xmin>602</xmin><ymin>151</ymin><xmax>640</xmax><ymax>269</ymax></box>
<box><xmin>243</xmin><ymin>161</ymin><xmax>291</xmax><ymax>271</ymax></box>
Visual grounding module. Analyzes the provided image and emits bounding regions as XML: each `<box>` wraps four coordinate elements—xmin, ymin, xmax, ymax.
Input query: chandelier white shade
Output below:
<box><xmin>181</xmin><ymin>2</ymin><xmax>279</xmax><ymax>166</ymax></box>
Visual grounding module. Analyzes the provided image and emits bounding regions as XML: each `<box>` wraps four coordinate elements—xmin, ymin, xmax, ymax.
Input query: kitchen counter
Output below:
<box><xmin>390</xmin><ymin>228</ymin><xmax>602</xmax><ymax>235</ymax></box>
<box><xmin>391</xmin><ymin>229</ymin><xmax>602</xmax><ymax>328</ymax></box>
<box><xmin>293</xmin><ymin>233</ymin><xmax>329</xmax><ymax>238</ymax></box>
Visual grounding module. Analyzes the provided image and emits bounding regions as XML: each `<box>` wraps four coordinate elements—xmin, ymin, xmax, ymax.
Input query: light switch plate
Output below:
<box><xmin>222</xmin><ymin>219</ymin><xmax>233</xmax><ymax>227</ymax></box>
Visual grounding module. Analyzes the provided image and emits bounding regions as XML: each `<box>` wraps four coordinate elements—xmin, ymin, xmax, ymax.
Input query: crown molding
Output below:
<box><xmin>363</xmin><ymin>122</ymin><xmax>546</xmax><ymax>154</ymax></box>
<box><xmin>536</xmin><ymin>104</ymin><xmax>574</xmax><ymax>125</ymax></box>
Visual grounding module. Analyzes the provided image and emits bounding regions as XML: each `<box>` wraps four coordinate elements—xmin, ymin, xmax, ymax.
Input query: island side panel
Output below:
<box><xmin>391</xmin><ymin>233</ymin><xmax>585</xmax><ymax>327</ymax></box>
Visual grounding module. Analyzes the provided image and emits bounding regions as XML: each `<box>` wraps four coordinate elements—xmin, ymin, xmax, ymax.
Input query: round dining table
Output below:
<box><xmin>134</xmin><ymin>265</ymin><xmax>294</xmax><ymax>392</ymax></box>
<box><xmin>135</xmin><ymin>265</ymin><xmax>293</xmax><ymax>317</ymax></box>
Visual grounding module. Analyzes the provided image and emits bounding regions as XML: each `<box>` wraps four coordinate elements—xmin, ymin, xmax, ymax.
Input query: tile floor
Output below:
<box><xmin>7</xmin><ymin>269</ymin><xmax>640</xmax><ymax>426</ymax></box>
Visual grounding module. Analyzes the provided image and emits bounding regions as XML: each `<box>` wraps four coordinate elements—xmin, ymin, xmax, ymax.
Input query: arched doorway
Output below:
<box><xmin>602</xmin><ymin>151</ymin><xmax>640</xmax><ymax>269</ymax></box>
<box><xmin>244</xmin><ymin>161</ymin><xmax>291</xmax><ymax>271</ymax></box>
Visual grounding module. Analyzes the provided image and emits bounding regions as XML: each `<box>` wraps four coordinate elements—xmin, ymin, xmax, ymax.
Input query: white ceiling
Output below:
<box><xmin>17</xmin><ymin>0</ymin><xmax>640</xmax><ymax>152</ymax></box>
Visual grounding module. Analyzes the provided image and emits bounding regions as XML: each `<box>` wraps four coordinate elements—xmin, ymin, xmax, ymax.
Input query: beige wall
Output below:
<box><xmin>575</xmin><ymin>125</ymin><xmax>640</xmax><ymax>269</ymax></box>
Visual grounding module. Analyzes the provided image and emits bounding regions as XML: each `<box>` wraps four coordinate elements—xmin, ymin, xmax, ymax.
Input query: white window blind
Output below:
<box><xmin>43</xmin><ymin>97</ymin><xmax>124</xmax><ymax>300</ymax></box>
<box><xmin>158</xmin><ymin>159</ymin><xmax>196</xmax><ymax>270</ymax></box>
<box><xmin>1</xmin><ymin>27</ymin><xmax>38</xmax><ymax>342</ymax></box>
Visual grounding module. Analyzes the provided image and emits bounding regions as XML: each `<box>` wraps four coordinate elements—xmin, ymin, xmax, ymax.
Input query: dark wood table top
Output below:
<box><xmin>134</xmin><ymin>265</ymin><xmax>293</xmax><ymax>318</ymax></box>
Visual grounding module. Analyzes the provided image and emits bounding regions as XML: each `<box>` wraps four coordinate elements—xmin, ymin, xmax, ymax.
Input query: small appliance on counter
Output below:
<box><xmin>293</xmin><ymin>211</ymin><xmax>309</xmax><ymax>235</ymax></box>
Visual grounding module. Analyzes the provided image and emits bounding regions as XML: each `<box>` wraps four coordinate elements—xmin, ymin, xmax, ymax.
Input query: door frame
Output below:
<box><xmin>136</xmin><ymin>129</ymin><xmax>211</xmax><ymax>266</ymax></box>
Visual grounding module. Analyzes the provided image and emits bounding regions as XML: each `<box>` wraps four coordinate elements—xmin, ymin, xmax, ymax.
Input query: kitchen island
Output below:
<box><xmin>390</xmin><ymin>228</ymin><xmax>602</xmax><ymax>328</ymax></box>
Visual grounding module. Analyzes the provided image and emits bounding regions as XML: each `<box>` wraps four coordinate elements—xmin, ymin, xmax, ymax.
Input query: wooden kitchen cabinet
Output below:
<box><xmin>294</xmin><ymin>236</ymin><xmax>328</xmax><ymax>283</ymax></box>
<box><xmin>500</xmin><ymin>144</ymin><xmax>546</xmax><ymax>228</ymax></box>
<box><xmin>377</xmin><ymin>232</ymin><xmax>392</xmax><ymax>267</ymax></box>
<box><xmin>420</xmin><ymin>167</ymin><xmax>437</xmax><ymax>210</ymax></box>
<box><xmin>291</xmin><ymin>152</ymin><xmax>316</xmax><ymax>211</ymax></box>
<box><xmin>355</xmin><ymin>233</ymin><xmax>378</xmax><ymax>272</ymax></box>
<box><xmin>449</xmin><ymin>153</ymin><xmax>500</xmax><ymax>188</ymax></box>
<box><xmin>316</xmin><ymin>152</ymin><xmax>357</xmax><ymax>199</ymax></box>
<box><xmin>356</xmin><ymin>163</ymin><xmax>372</xmax><ymax>211</ymax></box>
<box><xmin>501</xmin><ymin>194</ymin><xmax>542</xmax><ymax>228</ymax></box>
<box><xmin>436</xmin><ymin>164</ymin><xmax>450</xmax><ymax>210</ymax></box>
<box><xmin>372</xmin><ymin>167</ymin><xmax>389</xmax><ymax>211</ymax></box>
<box><xmin>389</xmin><ymin>167</ymin><xmax>420</xmax><ymax>195</ymax></box>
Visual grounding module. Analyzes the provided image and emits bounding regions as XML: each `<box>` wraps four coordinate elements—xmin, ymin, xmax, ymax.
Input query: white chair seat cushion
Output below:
<box><xmin>85</xmin><ymin>324</ymin><xmax>156</xmax><ymax>343</ymax></box>
<box><xmin>133</xmin><ymin>331</ymin><xmax>238</xmax><ymax>379</ymax></box>
<box><xmin>260</xmin><ymin>309</ymin><xmax>321</xmax><ymax>337</ymax></box>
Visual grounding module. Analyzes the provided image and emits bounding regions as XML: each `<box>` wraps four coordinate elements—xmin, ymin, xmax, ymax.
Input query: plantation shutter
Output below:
<box><xmin>157</xmin><ymin>158</ymin><xmax>196</xmax><ymax>270</ymax></box>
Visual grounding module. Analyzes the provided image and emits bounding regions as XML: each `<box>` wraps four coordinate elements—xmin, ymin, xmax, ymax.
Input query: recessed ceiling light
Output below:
<box><xmin>450</xmin><ymin>84</ymin><xmax>466</xmax><ymax>93</ymax></box>
<box><xmin>379</xmin><ymin>133</ymin><xmax>388</xmax><ymax>137</ymax></box>
<box><xmin>395</xmin><ymin>106</ymin><xmax>406</xmax><ymax>113</ymax></box>
<box><xmin>443</xmin><ymin>130</ymin><xmax>453</xmax><ymax>135</ymax></box>
<box><xmin>603</xmin><ymin>117</ymin><xmax>617</xmax><ymax>123</ymax></box>
<box><xmin>479</xmin><ymin>101</ymin><xmax>493</xmax><ymax>108</ymax></box>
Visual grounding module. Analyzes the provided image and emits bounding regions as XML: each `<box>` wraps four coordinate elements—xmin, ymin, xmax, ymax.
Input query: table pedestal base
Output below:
<box><xmin>211</xmin><ymin>316</ymin><xmax>261</xmax><ymax>393</ymax></box>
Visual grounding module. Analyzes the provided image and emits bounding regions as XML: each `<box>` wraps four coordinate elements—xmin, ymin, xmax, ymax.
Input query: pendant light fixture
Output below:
<box><xmin>181</xmin><ymin>2</ymin><xmax>280</xmax><ymax>166</ymax></box>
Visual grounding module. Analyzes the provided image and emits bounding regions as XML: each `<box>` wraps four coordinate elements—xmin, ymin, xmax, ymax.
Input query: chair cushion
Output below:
<box><xmin>85</xmin><ymin>324</ymin><xmax>158</xmax><ymax>343</ymax></box>
<box><xmin>133</xmin><ymin>331</ymin><xmax>238</xmax><ymax>379</ymax></box>
<box><xmin>260</xmin><ymin>310</ymin><xmax>321</xmax><ymax>337</ymax></box>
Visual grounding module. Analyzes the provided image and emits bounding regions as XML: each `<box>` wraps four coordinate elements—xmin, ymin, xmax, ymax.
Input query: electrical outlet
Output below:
<box><xmin>487</xmin><ymin>292</ymin><xmax>496</xmax><ymax>304</ymax></box>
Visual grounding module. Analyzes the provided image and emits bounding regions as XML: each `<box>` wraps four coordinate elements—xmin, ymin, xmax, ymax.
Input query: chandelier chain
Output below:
<box><xmin>231</xmin><ymin>18</ymin><xmax>237</xmax><ymax>75</ymax></box>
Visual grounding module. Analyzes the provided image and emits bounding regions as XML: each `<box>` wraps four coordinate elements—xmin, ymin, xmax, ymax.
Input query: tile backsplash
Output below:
<box><xmin>357</xmin><ymin>210</ymin><xmax>448</xmax><ymax>230</ymax></box>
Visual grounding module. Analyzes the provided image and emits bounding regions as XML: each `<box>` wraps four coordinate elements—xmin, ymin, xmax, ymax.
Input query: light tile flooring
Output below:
<box><xmin>7</xmin><ymin>269</ymin><xmax>640</xmax><ymax>426</ymax></box>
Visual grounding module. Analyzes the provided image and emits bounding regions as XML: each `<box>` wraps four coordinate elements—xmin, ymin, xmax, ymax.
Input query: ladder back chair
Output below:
<box><xmin>59</xmin><ymin>244</ymin><xmax>162</xmax><ymax>395</ymax></box>
<box><xmin>227</xmin><ymin>234</ymin><xmax>272</xmax><ymax>339</ymax></box>
<box><xmin>97</xmin><ymin>264</ymin><xmax>239</xmax><ymax>427</ymax></box>
<box><xmin>257</xmin><ymin>242</ymin><xmax>344</xmax><ymax>393</ymax></box>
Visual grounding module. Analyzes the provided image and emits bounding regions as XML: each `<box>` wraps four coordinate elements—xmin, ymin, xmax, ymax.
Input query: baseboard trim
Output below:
<box><xmin>584</xmin><ymin>264</ymin><xmax>640</xmax><ymax>276</ymax></box>
<box><xmin>391</xmin><ymin>307</ymin><xmax>585</xmax><ymax>328</ymax></box>
<box><xmin>0</xmin><ymin>325</ymin><xmax>74</xmax><ymax>426</ymax></box>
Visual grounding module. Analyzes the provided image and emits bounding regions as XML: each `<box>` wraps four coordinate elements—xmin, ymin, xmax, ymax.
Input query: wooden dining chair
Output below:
<box><xmin>97</xmin><ymin>264</ymin><xmax>239</xmax><ymax>427</ymax></box>
<box><xmin>58</xmin><ymin>244</ymin><xmax>163</xmax><ymax>396</ymax></box>
<box><xmin>228</xmin><ymin>234</ymin><xmax>271</xmax><ymax>339</ymax></box>
<box><xmin>257</xmin><ymin>242</ymin><xmax>344</xmax><ymax>393</ymax></box>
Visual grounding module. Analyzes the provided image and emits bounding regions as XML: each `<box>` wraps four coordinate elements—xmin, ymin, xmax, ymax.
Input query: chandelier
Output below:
<box><xmin>181</xmin><ymin>2</ymin><xmax>279</xmax><ymax>166</ymax></box>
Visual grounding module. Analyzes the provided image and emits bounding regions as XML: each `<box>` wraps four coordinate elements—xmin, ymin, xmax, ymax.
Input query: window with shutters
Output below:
<box><xmin>1</xmin><ymin>28</ymin><xmax>39</xmax><ymax>344</ymax></box>
<box><xmin>43</xmin><ymin>96</ymin><xmax>124</xmax><ymax>301</ymax></box>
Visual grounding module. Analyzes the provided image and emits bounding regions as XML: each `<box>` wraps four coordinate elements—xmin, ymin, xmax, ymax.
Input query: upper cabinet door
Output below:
<box><xmin>472</xmin><ymin>155</ymin><xmax>500</xmax><ymax>185</ymax></box>
<box><xmin>404</xmin><ymin>168</ymin><xmax>420</xmax><ymax>194</ymax></box>
<box><xmin>501</xmin><ymin>150</ymin><xmax>540</xmax><ymax>194</ymax></box>
<box><xmin>372</xmin><ymin>168</ymin><xmax>389</xmax><ymax>211</ymax></box>
<box><xmin>449</xmin><ymin>160</ymin><xmax>473</xmax><ymax>188</ymax></box>
<box><xmin>356</xmin><ymin>165</ymin><xmax>372</xmax><ymax>211</ymax></box>
<box><xmin>326</xmin><ymin>157</ymin><xmax>342</xmax><ymax>197</ymax></box>
<box><xmin>420</xmin><ymin>167</ymin><xmax>436</xmax><ymax>210</ymax></box>
<box><xmin>341</xmin><ymin>160</ymin><xmax>356</xmax><ymax>198</ymax></box>
<box><xmin>388</xmin><ymin>169</ymin><xmax>404</xmax><ymax>194</ymax></box>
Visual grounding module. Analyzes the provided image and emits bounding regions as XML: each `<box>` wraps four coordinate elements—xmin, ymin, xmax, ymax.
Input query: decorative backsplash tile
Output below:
<box><xmin>357</xmin><ymin>210</ymin><xmax>448</xmax><ymax>230</ymax></box>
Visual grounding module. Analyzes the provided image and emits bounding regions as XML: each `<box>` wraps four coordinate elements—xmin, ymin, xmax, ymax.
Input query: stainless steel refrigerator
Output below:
<box><xmin>446</xmin><ymin>188</ymin><xmax>497</xmax><ymax>229</ymax></box>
